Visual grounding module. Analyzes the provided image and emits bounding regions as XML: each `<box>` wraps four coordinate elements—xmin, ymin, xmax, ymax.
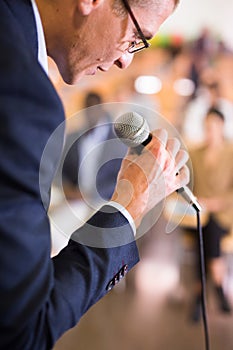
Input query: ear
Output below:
<box><xmin>78</xmin><ymin>0</ymin><xmax>103</xmax><ymax>16</ymax></box>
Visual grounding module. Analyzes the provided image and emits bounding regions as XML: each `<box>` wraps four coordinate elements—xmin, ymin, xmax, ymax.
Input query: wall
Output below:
<box><xmin>159</xmin><ymin>0</ymin><xmax>233</xmax><ymax>50</ymax></box>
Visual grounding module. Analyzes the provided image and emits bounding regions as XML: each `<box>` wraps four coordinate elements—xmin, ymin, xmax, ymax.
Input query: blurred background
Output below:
<box><xmin>51</xmin><ymin>0</ymin><xmax>233</xmax><ymax>349</ymax></box>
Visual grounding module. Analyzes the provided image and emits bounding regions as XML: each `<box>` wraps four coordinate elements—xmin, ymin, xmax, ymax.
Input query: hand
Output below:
<box><xmin>111</xmin><ymin>129</ymin><xmax>190</xmax><ymax>227</ymax></box>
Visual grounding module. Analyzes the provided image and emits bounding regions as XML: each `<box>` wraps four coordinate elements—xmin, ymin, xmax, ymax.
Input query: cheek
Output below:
<box><xmin>95</xmin><ymin>19</ymin><xmax>129</xmax><ymax>60</ymax></box>
<box><xmin>69</xmin><ymin>40</ymin><xmax>95</xmax><ymax>71</ymax></box>
<box><xmin>98</xmin><ymin>39</ymin><xmax>123</xmax><ymax>60</ymax></box>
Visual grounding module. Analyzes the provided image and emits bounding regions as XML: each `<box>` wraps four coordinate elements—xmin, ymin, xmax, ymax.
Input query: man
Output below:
<box><xmin>0</xmin><ymin>0</ymin><xmax>188</xmax><ymax>349</ymax></box>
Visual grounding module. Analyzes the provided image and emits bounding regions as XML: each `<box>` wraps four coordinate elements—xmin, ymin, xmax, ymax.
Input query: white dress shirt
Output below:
<box><xmin>31</xmin><ymin>0</ymin><xmax>48</xmax><ymax>73</ymax></box>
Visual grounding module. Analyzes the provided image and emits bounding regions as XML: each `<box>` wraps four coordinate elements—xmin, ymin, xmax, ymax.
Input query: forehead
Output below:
<box><xmin>131</xmin><ymin>0</ymin><xmax>175</xmax><ymax>39</ymax></box>
<box><xmin>205</xmin><ymin>114</ymin><xmax>224</xmax><ymax>124</ymax></box>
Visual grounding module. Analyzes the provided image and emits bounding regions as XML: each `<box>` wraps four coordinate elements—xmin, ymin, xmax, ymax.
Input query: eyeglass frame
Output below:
<box><xmin>121</xmin><ymin>0</ymin><xmax>151</xmax><ymax>53</ymax></box>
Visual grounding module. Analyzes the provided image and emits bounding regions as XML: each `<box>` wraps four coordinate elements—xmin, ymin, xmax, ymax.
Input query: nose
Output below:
<box><xmin>114</xmin><ymin>51</ymin><xmax>134</xmax><ymax>69</ymax></box>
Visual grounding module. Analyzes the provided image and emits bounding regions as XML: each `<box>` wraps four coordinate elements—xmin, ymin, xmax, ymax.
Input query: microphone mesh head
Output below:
<box><xmin>114</xmin><ymin>112</ymin><xmax>150</xmax><ymax>147</ymax></box>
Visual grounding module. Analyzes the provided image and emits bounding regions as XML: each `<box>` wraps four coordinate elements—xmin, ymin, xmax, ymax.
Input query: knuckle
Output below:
<box><xmin>152</xmin><ymin>128</ymin><xmax>168</xmax><ymax>144</ymax></box>
<box><xmin>178</xmin><ymin>149</ymin><xmax>189</xmax><ymax>162</ymax></box>
<box><xmin>172</xmin><ymin>137</ymin><xmax>181</xmax><ymax>149</ymax></box>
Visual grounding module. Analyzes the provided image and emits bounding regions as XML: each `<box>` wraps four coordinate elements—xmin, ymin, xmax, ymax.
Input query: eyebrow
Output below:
<box><xmin>134</xmin><ymin>29</ymin><xmax>153</xmax><ymax>41</ymax></box>
<box><xmin>144</xmin><ymin>31</ymin><xmax>153</xmax><ymax>41</ymax></box>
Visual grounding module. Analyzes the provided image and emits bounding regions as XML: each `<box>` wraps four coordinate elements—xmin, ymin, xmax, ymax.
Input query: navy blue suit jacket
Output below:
<box><xmin>0</xmin><ymin>1</ymin><xmax>139</xmax><ymax>349</ymax></box>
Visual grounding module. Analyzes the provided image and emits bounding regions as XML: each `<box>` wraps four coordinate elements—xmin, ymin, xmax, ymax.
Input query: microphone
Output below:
<box><xmin>114</xmin><ymin>111</ymin><xmax>201</xmax><ymax>212</ymax></box>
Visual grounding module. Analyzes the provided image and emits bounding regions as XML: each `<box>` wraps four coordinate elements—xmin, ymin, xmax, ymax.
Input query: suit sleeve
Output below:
<box><xmin>48</xmin><ymin>207</ymin><xmax>139</xmax><ymax>346</ymax></box>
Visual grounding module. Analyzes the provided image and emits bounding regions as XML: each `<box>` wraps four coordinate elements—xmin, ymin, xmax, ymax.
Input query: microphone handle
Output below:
<box><xmin>141</xmin><ymin>133</ymin><xmax>152</xmax><ymax>146</ymax></box>
<box><xmin>177</xmin><ymin>186</ymin><xmax>202</xmax><ymax>212</ymax></box>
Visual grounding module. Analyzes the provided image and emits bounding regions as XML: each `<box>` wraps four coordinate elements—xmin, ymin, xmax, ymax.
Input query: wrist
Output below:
<box><xmin>111</xmin><ymin>192</ymin><xmax>144</xmax><ymax>228</ymax></box>
<box><xmin>108</xmin><ymin>200</ymin><xmax>137</xmax><ymax>235</ymax></box>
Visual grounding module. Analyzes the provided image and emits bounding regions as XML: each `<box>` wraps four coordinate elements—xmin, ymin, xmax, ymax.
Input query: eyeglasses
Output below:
<box><xmin>121</xmin><ymin>0</ymin><xmax>151</xmax><ymax>53</ymax></box>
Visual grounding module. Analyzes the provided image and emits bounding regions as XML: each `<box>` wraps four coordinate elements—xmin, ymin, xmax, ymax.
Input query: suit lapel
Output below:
<box><xmin>5</xmin><ymin>0</ymin><xmax>38</xmax><ymax>59</ymax></box>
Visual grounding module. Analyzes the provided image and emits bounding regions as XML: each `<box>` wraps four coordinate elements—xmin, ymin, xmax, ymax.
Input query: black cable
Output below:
<box><xmin>196</xmin><ymin>210</ymin><xmax>210</xmax><ymax>350</ymax></box>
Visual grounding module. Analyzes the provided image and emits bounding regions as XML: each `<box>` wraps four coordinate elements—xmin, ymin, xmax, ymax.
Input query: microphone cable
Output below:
<box><xmin>195</xmin><ymin>209</ymin><xmax>210</xmax><ymax>350</ymax></box>
<box><xmin>177</xmin><ymin>188</ymin><xmax>210</xmax><ymax>350</ymax></box>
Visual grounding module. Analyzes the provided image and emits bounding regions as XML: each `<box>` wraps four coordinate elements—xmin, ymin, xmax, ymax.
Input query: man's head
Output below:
<box><xmin>37</xmin><ymin>0</ymin><xmax>178</xmax><ymax>84</ymax></box>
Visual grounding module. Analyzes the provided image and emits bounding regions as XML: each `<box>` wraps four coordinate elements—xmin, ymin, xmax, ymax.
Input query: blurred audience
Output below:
<box><xmin>61</xmin><ymin>91</ymin><xmax>127</xmax><ymax>204</ymax></box>
<box><xmin>186</xmin><ymin>107</ymin><xmax>233</xmax><ymax>322</ymax></box>
<box><xmin>182</xmin><ymin>73</ymin><xmax>233</xmax><ymax>146</ymax></box>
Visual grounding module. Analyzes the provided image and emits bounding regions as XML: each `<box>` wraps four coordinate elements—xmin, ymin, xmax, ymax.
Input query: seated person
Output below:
<box><xmin>61</xmin><ymin>92</ymin><xmax>127</xmax><ymax>204</ymax></box>
<box><xmin>187</xmin><ymin>107</ymin><xmax>233</xmax><ymax>321</ymax></box>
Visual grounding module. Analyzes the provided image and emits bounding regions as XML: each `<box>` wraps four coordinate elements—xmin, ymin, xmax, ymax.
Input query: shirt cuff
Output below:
<box><xmin>107</xmin><ymin>201</ymin><xmax>136</xmax><ymax>237</ymax></box>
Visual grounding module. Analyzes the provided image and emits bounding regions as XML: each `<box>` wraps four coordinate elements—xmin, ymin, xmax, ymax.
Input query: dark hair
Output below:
<box><xmin>206</xmin><ymin>107</ymin><xmax>225</xmax><ymax>122</ymax></box>
<box><xmin>84</xmin><ymin>92</ymin><xmax>103</xmax><ymax>108</ymax></box>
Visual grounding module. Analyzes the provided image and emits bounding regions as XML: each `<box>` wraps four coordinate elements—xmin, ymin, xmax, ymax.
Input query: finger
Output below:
<box><xmin>120</xmin><ymin>151</ymin><xmax>138</xmax><ymax>171</ymax></box>
<box><xmin>166</xmin><ymin>138</ymin><xmax>181</xmax><ymax>160</ymax></box>
<box><xmin>164</xmin><ymin>138</ymin><xmax>181</xmax><ymax>171</ymax></box>
<box><xmin>143</xmin><ymin>129</ymin><xmax>168</xmax><ymax>171</ymax></box>
<box><xmin>144</xmin><ymin>129</ymin><xmax>168</xmax><ymax>155</ymax></box>
<box><xmin>151</xmin><ymin>128</ymin><xmax>168</xmax><ymax>146</ymax></box>
<box><xmin>175</xmin><ymin>164</ymin><xmax>190</xmax><ymax>188</ymax></box>
<box><xmin>125</xmin><ymin>148</ymin><xmax>138</xmax><ymax>159</ymax></box>
<box><xmin>174</xmin><ymin>149</ymin><xmax>189</xmax><ymax>174</ymax></box>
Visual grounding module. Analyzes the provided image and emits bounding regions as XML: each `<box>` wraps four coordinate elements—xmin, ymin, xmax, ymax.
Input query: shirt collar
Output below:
<box><xmin>31</xmin><ymin>0</ymin><xmax>48</xmax><ymax>74</ymax></box>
